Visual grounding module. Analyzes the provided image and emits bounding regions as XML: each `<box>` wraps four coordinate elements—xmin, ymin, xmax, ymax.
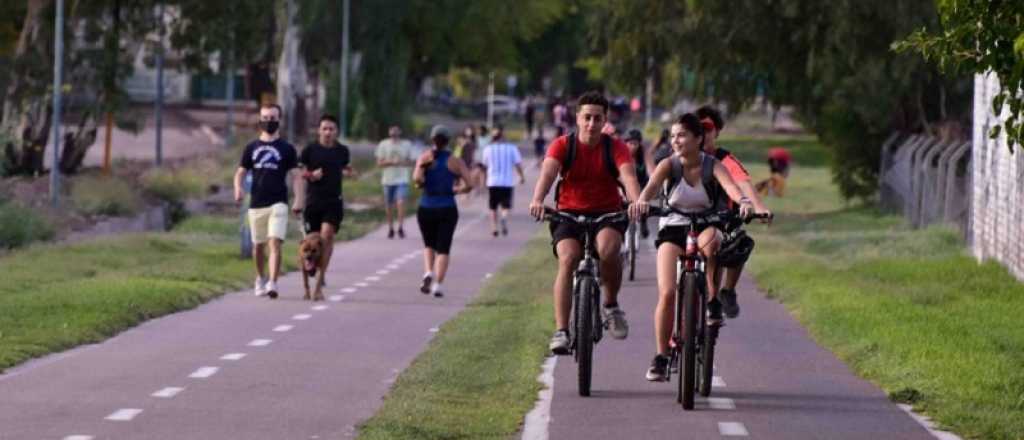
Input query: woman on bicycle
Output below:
<box><xmin>628</xmin><ymin>113</ymin><xmax>752</xmax><ymax>381</ymax></box>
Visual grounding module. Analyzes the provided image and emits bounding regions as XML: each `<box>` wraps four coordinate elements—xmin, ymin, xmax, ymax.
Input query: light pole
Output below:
<box><xmin>50</xmin><ymin>0</ymin><xmax>65</xmax><ymax>207</ymax></box>
<box><xmin>154</xmin><ymin>1</ymin><xmax>165</xmax><ymax>166</ymax></box>
<box><xmin>339</xmin><ymin>0</ymin><xmax>349</xmax><ymax>137</ymax></box>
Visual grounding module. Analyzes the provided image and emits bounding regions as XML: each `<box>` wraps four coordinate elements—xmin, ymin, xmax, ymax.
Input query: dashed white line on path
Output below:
<box><xmin>221</xmin><ymin>353</ymin><xmax>246</xmax><ymax>361</ymax></box>
<box><xmin>355</xmin><ymin>282</ymin><xmax>369</xmax><ymax>287</ymax></box>
<box><xmin>365</xmin><ymin>276</ymin><xmax>381</xmax><ymax>282</ymax></box>
<box><xmin>312</xmin><ymin>305</ymin><xmax>329</xmax><ymax>311</ymax></box>
<box><xmin>292</xmin><ymin>314</ymin><xmax>312</xmax><ymax>320</ymax></box>
<box><xmin>329</xmin><ymin>295</ymin><xmax>345</xmax><ymax>302</ymax></box>
<box><xmin>485</xmin><ymin>273</ymin><xmax>493</xmax><ymax>279</ymax></box>
<box><xmin>712</xmin><ymin>376</ymin><xmax>726</xmax><ymax>388</ymax></box>
<box><xmin>273</xmin><ymin>325</ymin><xmax>294</xmax><ymax>332</ymax></box>
<box><xmin>63</xmin><ymin>435</ymin><xmax>93</xmax><ymax>440</ymax></box>
<box><xmin>248</xmin><ymin>339</ymin><xmax>273</xmax><ymax>347</ymax></box>
<box><xmin>105</xmin><ymin>408</ymin><xmax>143</xmax><ymax>422</ymax></box>
<box><xmin>428</xmin><ymin>327</ymin><xmax>439</xmax><ymax>333</ymax></box>
<box><xmin>387</xmin><ymin>264</ymin><xmax>400</xmax><ymax>270</ymax></box>
<box><xmin>521</xmin><ymin>356</ymin><xmax>558</xmax><ymax>440</ymax></box>
<box><xmin>341</xmin><ymin>287</ymin><xmax>357</xmax><ymax>293</ymax></box>
<box><xmin>151</xmin><ymin>387</ymin><xmax>184</xmax><ymax>398</ymax></box>
<box><xmin>189</xmin><ymin>367</ymin><xmax>219</xmax><ymax>379</ymax></box>
<box><xmin>707</xmin><ymin>397</ymin><xmax>736</xmax><ymax>410</ymax></box>
<box><xmin>718</xmin><ymin>422</ymin><xmax>749</xmax><ymax>436</ymax></box>
<box><xmin>376</xmin><ymin>269</ymin><xmax>389</xmax><ymax>275</ymax></box>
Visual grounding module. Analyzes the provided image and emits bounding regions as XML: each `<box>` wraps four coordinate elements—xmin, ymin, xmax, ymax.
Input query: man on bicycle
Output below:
<box><xmin>696</xmin><ymin>106</ymin><xmax>771</xmax><ymax>319</ymax></box>
<box><xmin>529</xmin><ymin>91</ymin><xmax>643</xmax><ymax>355</ymax></box>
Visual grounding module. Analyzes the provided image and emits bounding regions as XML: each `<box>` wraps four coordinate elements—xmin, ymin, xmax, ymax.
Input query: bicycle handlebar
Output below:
<box><xmin>646</xmin><ymin>206</ymin><xmax>773</xmax><ymax>226</ymax></box>
<box><xmin>541</xmin><ymin>207</ymin><xmax>629</xmax><ymax>226</ymax></box>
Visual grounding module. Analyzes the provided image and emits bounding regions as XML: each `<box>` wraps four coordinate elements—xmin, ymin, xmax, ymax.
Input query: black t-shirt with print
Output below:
<box><xmin>300</xmin><ymin>142</ymin><xmax>351</xmax><ymax>203</ymax></box>
<box><xmin>240</xmin><ymin>138</ymin><xmax>298</xmax><ymax>208</ymax></box>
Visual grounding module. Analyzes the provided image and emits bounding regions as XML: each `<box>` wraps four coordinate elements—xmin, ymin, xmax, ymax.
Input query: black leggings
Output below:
<box><xmin>417</xmin><ymin>206</ymin><xmax>459</xmax><ymax>254</ymax></box>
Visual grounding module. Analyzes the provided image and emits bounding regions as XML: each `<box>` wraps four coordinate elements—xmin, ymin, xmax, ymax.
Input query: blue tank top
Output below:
<box><xmin>420</xmin><ymin>149</ymin><xmax>458</xmax><ymax>208</ymax></box>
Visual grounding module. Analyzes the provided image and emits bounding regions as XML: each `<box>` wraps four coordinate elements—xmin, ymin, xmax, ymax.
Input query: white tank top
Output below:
<box><xmin>660</xmin><ymin>155</ymin><xmax>712</xmax><ymax>228</ymax></box>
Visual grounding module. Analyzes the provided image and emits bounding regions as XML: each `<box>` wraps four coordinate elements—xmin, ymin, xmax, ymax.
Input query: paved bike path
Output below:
<box><xmin>0</xmin><ymin>171</ymin><xmax>538</xmax><ymax>440</ymax></box>
<box><xmin>544</xmin><ymin>236</ymin><xmax>939</xmax><ymax>440</ymax></box>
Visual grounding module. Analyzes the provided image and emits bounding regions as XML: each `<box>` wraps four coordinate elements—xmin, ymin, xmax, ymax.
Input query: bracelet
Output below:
<box><xmin>739</xmin><ymin>197</ymin><xmax>752</xmax><ymax>204</ymax></box>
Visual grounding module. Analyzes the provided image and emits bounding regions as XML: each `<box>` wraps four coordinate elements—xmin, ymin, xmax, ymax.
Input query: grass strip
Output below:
<box><xmin>0</xmin><ymin>211</ymin><xmax>380</xmax><ymax>373</ymax></box>
<box><xmin>357</xmin><ymin>234</ymin><xmax>555</xmax><ymax>440</ymax></box>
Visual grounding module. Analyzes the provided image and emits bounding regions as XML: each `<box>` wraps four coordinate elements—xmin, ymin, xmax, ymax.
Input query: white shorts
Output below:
<box><xmin>248</xmin><ymin>202</ymin><xmax>289</xmax><ymax>244</ymax></box>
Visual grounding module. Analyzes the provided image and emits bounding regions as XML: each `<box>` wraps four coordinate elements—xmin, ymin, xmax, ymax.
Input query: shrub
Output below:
<box><xmin>70</xmin><ymin>175</ymin><xmax>143</xmax><ymax>217</ymax></box>
<box><xmin>0</xmin><ymin>200</ymin><xmax>54</xmax><ymax>249</ymax></box>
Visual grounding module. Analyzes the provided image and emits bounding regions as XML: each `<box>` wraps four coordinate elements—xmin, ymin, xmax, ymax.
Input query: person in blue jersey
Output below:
<box><xmin>413</xmin><ymin>125</ymin><xmax>474</xmax><ymax>298</ymax></box>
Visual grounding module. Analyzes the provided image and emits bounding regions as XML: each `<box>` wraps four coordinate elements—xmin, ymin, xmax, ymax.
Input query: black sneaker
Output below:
<box><xmin>433</xmin><ymin>290</ymin><xmax>444</xmax><ymax>298</ymax></box>
<box><xmin>397</xmin><ymin>228</ymin><xmax>405</xmax><ymax>239</ymax></box>
<box><xmin>420</xmin><ymin>275</ymin><xmax>432</xmax><ymax>294</ymax></box>
<box><xmin>719</xmin><ymin>288</ymin><xmax>740</xmax><ymax>318</ymax></box>
<box><xmin>646</xmin><ymin>354</ymin><xmax>669</xmax><ymax>381</ymax></box>
<box><xmin>707</xmin><ymin>298</ymin><xmax>723</xmax><ymax>325</ymax></box>
<box><xmin>388</xmin><ymin>229</ymin><xmax>395</xmax><ymax>239</ymax></box>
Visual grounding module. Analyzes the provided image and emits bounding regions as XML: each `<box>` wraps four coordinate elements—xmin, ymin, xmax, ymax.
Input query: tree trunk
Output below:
<box><xmin>1</xmin><ymin>0</ymin><xmax>54</xmax><ymax>176</ymax></box>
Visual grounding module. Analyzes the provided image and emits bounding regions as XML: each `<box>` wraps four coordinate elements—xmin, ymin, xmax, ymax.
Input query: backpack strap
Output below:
<box><xmin>701</xmin><ymin>154</ymin><xmax>726</xmax><ymax>210</ymax></box>
<box><xmin>661</xmin><ymin>153</ymin><xmax>683</xmax><ymax>201</ymax></box>
<box><xmin>602</xmin><ymin>134</ymin><xmax>620</xmax><ymax>179</ymax></box>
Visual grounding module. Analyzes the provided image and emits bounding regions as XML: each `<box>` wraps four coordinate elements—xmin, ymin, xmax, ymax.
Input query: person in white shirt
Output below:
<box><xmin>481</xmin><ymin>124</ymin><xmax>525</xmax><ymax>237</ymax></box>
<box><xmin>375</xmin><ymin>125</ymin><xmax>415</xmax><ymax>239</ymax></box>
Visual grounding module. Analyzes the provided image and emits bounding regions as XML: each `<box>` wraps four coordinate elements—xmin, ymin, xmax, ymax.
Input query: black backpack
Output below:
<box><xmin>553</xmin><ymin>133</ymin><xmax>624</xmax><ymax>205</ymax></box>
<box><xmin>662</xmin><ymin>152</ymin><xmax>727</xmax><ymax>211</ymax></box>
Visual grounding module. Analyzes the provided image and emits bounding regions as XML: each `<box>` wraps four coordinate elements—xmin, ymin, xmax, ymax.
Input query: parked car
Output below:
<box><xmin>477</xmin><ymin>95</ymin><xmax>521</xmax><ymax>116</ymax></box>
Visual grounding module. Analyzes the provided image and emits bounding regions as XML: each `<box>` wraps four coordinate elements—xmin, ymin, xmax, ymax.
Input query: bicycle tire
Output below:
<box><xmin>628</xmin><ymin>227</ymin><xmax>637</xmax><ymax>281</ymax></box>
<box><xmin>576</xmin><ymin>276</ymin><xmax>595</xmax><ymax>397</ymax></box>
<box><xmin>681</xmin><ymin>271</ymin><xmax>699</xmax><ymax>410</ymax></box>
<box><xmin>699</xmin><ymin>322</ymin><xmax>716</xmax><ymax>397</ymax></box>
<box><xmin>673</xmin><ymin>275</ymin><xmax>685</xmax><ymax>404</ymax></box>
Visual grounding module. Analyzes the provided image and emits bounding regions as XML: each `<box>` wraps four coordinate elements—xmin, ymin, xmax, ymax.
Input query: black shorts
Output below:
<box><xmin>549</xmin><ymin>212</ymin><xmax>628</xmax><ymax>258</ymax></box>
<box><xmin>304</xmin><ymin>198</ymin><xmax>343</xmax><ymax>234</ymax></box>
<box><xmin>417</xmin><ymin>206</ymin><xmax>459</xmax><ymax>254</ymax></box>
<box><xmin>655</xmin><ymin>225</ymin><xmax>719</xmax><ymax>249</ymax></box>
<box><xmin>488</xmin><ymin>187</ymin><xmax>514</xmax><ymax>210</ymax></box>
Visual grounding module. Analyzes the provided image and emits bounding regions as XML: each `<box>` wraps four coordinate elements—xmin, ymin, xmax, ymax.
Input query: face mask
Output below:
<box><xmin>259</xmin><ymin>120</ymin><xmax>280</xmax><ymax>134</ymax></box>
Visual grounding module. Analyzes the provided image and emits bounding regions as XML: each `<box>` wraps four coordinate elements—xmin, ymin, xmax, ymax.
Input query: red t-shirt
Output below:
<box><xmin>546</xmin><ymin>134</ymin><xmax>633</xmax><ymax>213</ymax></box>
<box><xmin>710</xmin><ymin>147</ymin><xmax>750</xmax><ymax>183</ymax></box>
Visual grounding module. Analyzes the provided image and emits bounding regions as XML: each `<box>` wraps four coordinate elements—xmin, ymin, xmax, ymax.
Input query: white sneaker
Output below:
<box><xmin>253</xmin><ymin>277</ymin><xmax>267</xmax><ymax>297</ymax></box>
<box><xmin>265</xmin><ymin>280</ymin><xmax>278</xmax><ymax>299</ymax></box>
<box><xmin>603</xmin><ymin>306</ymin><xmax>629</xmax><ymax>339</ymax></box>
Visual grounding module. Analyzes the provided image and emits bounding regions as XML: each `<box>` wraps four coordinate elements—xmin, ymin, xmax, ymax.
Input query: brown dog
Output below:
<box><xmin>299</xmin><ymin>233</ymin><xmax>327</xmax><ymax>301</ymax></box>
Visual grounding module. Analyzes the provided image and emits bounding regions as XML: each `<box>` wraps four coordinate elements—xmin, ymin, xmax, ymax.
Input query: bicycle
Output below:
<box><xmin>647</xmin><ymin>206</ymin><xmax>770</xmax><ymax>409</ymax></box>
<box><xmin>543</xmin><ymin>207</ymin><xmax>629</xmax><ymax>397</ymax></box>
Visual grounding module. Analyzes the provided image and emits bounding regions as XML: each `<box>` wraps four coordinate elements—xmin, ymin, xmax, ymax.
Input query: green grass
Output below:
<box><xmin>743</xmin><ymin>145</ymin><xmax>1024</xmax><ymax>439</ymax></box>
<box><xmin>358</xmin><ymin>234</ymin><xmax>555</xmax><ymax>440</ymax></box>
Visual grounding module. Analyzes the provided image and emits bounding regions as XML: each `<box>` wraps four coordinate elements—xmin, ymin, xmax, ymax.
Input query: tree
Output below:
<box><xmin>1</xmin><ymin>0</ymin><xmax>160</xmax><ymax>176</ymax></box>
<box><xmin>894</xmin><ymin>0</ymin><xmax>1024</xmax><ymax>152</ymax></box>
<box><xmin>589</xmin><ymin>0</ymin><xmax>972</xmax><ymax>200</ymax></box>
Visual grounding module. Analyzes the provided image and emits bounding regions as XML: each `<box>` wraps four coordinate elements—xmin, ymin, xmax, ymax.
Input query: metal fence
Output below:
<box><xmin>971</xmin><ymin>73</ymin><xmax>1024</xmax><ymax>282</ymax></box>
<box><xmin>878</xmin><ymin>133</ymin><xmax>972</xmax><ymax>236</ymax></box>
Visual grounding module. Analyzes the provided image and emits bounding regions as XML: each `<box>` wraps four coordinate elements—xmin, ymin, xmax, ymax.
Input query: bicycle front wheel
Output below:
<box><xmin>576</xmin><ymin>276</ymin><xmax>596</xmax><ymax>397</ymax></box>
<box><xmin>680</xmin><ymin>271</ymin><xmax>699</xmax><ymax>410</ymax></box>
